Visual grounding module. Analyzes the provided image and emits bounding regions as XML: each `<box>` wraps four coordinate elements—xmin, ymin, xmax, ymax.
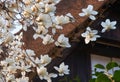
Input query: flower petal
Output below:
<box><xmin>85</xmin><ymin>38</ymin><xmax>90</xmax><ymax>44</ymax></box>
<box><xmin>106</xmin><ymin>19</ymin><xmax>111</xmax><ymax>25</ymax></box>
<box><xmin>101</xmin><ymin>22</ymin><xmax>107</xmax><ymax>28</ymax></box>
<box><xmin>79</xmin><ymin>13</ymin><xmax>86</xmax><ymax>17</ymax></box>
<box><xmin>111</xmin><ymin>21</ymin><xmax>117</xmax><ymax>26</ymax></box>
<box><xmin>89</xmin><ymin>15</ymin><xmax>96</xmax><ymax>20</ymax></box>
<box><xmin>102</xmin><ymin>29</ymin><xmax>106</xmax><ymax>33</ymax></box>
<box><xmin>91</xmin><ymin>11</ymin><xmax>98</xmax><ymax>15</ymax></box>
<box><xmin>87</xmin><ymin>5</ymin><xmax>93</xmax><ymax>11</ymax></box>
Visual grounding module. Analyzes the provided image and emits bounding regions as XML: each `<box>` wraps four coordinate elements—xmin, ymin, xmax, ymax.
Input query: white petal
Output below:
<box><xmin>56</xmin><ymin>25</ymin><xmax>63</xmax><ymax>29</ymax></box>
<box><xmin>86</xmin><ymin>27</ymin><xmax>91</xmax><ymax>31</ymax></box>
<box><xmin>101</xmin><ymin>29</ymin><xmax>106</xmax><ymax>33</ymax></box>
<box><xmin>101</xmin><ymin>22</ymin><xmax>107</xmax><ymax>28</ymax></box>
<box><xmin>79</xmin><ymin>13</ymin><xmax>86</xmax><ymax>17</ymax></box>
<box><xmin>55</xmin><ymin>41</ymin><xmax>59</xmax><ymax>46</ymax></box>
<box><xmin>65</xmin><ymin>43</ymin><xmax>71</xmax><ymax>47</ymax></box>
<box><xmin>87</xmin><ymin>5</ymin><xmax>93</xmax><ymax>11</ymax></box>
<box><xmin>111</xmin><ymin>21</ymin><xmax>117</xmax><ymax>26</ymax></box>
<box><xmin>52</xmin><ymin>28</ymin><xmax>56</xmax><ymax>35</ymax></box>
<box><xmin>106</xmin><ymin>19</ymin><xmax>111</xmax><ymax>25</ymax></box>
<box><xmin>33</xmin><ymin>34</ymin><xmax>39</xmax><ymax>40</ymax></box>
<box><xmin>89</xmin><ymin>15</ymin><xmax>96</xmax><ymax>20</ymax></box>
<box><xmin>92</xmin><ymin>30</ymin><xmax>98</xmax><ymax>34</ymax></box>
<box><xmin>111</xmin><ymin>26</ymin><xmax>116</xmax><ymax>29</ymax></box>
<box><xmin>85</xmin><ymin>38</ymin><xmax>90</xmax><ymax>44</ymax></box>
<box><xmin>23</xmin><ymin>26</ymin><xmax>27</xmax><ymax>31</ymax></box>
<box><xmin>81</xmin><ymin>32</ymin><xmax>87</xmax><ymax>37</ymax></box>
<box><xmin>91</xmin><ymin>11</ymin><xmax>98</xmax><ymax>15</ymax></box>
<box><xmin>91</xmin><ymin>37</ymin><xmax>97</xmax><ymax>41</ymax></box>
<box><xmin>95</xmin><ymin>35</ymin><xmax>101</xmax><ymax>38</ymax></box>
<box><xmin>54</xmin><ymin>66</ymin><xmax>59</xmax><ymax>71</ymax></box>
<box><xmin>57</xmin><ymin>34</ymin><xmax>64</xmax><ymax>43</ymax></box>
<box><xmin>49</xmin><ymin>73</ymin><xmax>57</xmax><ymax>78</ymax></box>
<box><xmin>82</xmin><ymin>9</ymin><xmax>87</xmax><ymax>13</ymax></box>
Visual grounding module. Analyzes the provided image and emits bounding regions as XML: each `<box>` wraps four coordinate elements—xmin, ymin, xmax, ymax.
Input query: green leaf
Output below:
<box><xmin>106</xmin><ymin>62</ymin><xmax>119</xmax><ymax>71</ymax></box>
<box><xmin>95</xmin><ymin>74</ymin><xmax>111</xmax><ymax>82</ymax></box>
<box><xmin>95</xmin><ymin>71</ymin><xmax>104</xmax><ymax>76</ymax></box>
<box><xmin>113</xmin><ymin>70</ymin><xmax>120</xmax><ymax>82</ymax></box>
<box><xmin>89</xmin><ymin>78</ymin><xmax>96</xmax><ymax>82</ymax></box>
<box><xmin>94</xmin><ymin>64</ymin><xmax>105</xmax><ymax>69</ymax></box>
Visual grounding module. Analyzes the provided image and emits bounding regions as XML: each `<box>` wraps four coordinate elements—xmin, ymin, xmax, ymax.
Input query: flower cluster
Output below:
<box><xmin>0</xmin><ymin>0</ymin><xmax>117</xmax><ymax>82</ymax></box>
<box><xmin>0</xmin><ymin>0</ymin><xmax>72</xmax><ymax>82</ymax></box>
<box><xmin>80</xmin><ymin>5</ymin><xmax>117</xmax><ymax>44</ymax></box>
<box><xmin>0</xmin><ymin>32</ymin><xmax>70</xmax><ymax>82</ymax></box>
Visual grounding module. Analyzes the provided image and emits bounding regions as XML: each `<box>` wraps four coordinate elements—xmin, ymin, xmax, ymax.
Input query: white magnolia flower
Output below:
<box><xmin>55</xmin><ymin>34</ymin><xmax>71</xmax><ymax>47</ymax></box>
<box><xmin>26</xmin><ymin>49</ymin><xmax>36</xmax><ymax>56</ymax></box>
<box><xmin>16</xmin><ymin>72</ymin><xmax>29</xmax><ymax>82</ymax></box>
<box><xmin>33</xmin><ymin>25</ymin><xmax>48</xmax><ymax>35</ymax></box>
<box><xmin>55</xmin><ymin>15</ymin><xmax>70</xmax><ymax>25</ymax></box>
<box><xmin>34</xmin><ymin>57</ymin><xmax>41</xmax><ymax>66</ymax></box>
<box><xmin>16</xmin><ymin>76</ymin><xmax>29</xmax><ymax>82</ymax></box>
<box><xmin>45</xmin><ymin>4</ymin><xmax>56</xmax><ymax>13</ymax></box>
<box><xmin>40</xmin><ymin>54</ymin><xmax>52</xmax><ymax>66</ymax></box>
<box><xmin>6</xmin><ymin>74</ymin><xmax>16</xmax><ymax>82</ymax></box>
<box><xmin>79</xmin><ymin>5</ymin><xmax>98</xmax><ymax>20</ymax></box>
<box><xmin>66</xmin><ymin>13</ymin><xmax>75</xmax><ymax>22</ymax></box>
<box><xmin>101</xmin><ymin>19</ymin><xmax>117</xmax><ymax>33</ymax></box>
<box><xmin>33</xmin><ymin>34</ymin><xmax>44</xmax><ymax>40</ymax></box>
<box><xmin>42</xmin><ymin>34</ymin><xmax>54</xmax><ymax>45</ymax></box>
<box><xmin>37</xmin><ymin>66</ymin><xmax>49</xmax><ymax>80</ymax></box>
<box><xmin>81</xmin><ymin>27</ymin><xmax>100</xmax><ymax>44</ymax></box>
<box><xmin>3</xmin><ymin>32</ymin><xmax>14</xmax><ymax>44</ymax></box>
<box><xmin>36</xmin><ymin>14</ymin><xmax>52</xmax><ymax>28</ymax></box>
<box><xmin>54</xmin><ymin>62</ymin><xmax>70</xmax><ymax>76</ymax></box>
<box><xmin>37</xmin><ymin>66</ymin><xmax>57</xmax><ymax>82</ymax></box>
<box><xmin>46</xmin><ymin>73</ymin><xmax>57</xmax><ymax>82</ymax></box>
<box><xmin>52</xmin><ymin>24</ymin><xmax>63</xmax><ymax>34</ymax></box>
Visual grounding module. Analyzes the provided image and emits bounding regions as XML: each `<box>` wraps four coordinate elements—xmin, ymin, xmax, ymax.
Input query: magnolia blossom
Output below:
<box><xmin>55</xmin><ymin>15</ymin><xmax>70</xmax><ymax>25</ymax></box>
<box><xmin>37</xmin><ymin>66</ymin><xmax>57</xmax><ymax>82</ymax></box>
<box><xmin>54</xmin><ymin>62</ymin><xmax>70</xmax><ymax>76</ymax></box>
<box><xmin>46</xmin><ymin>73</ymin><xmax>57</xmax><ymax>82</ymax></box>
<box><xmin>6</xmin><ymin>74</ymin><xmax>16</xmax><ymax>82</ymax></box>
<box><xmin>16</xmin><ymin>76</ymin><xmax>29</xmax><ymax>82</ymax></box>
<box><xmin>40</xmin><ymin>55</ymin><xmax>52</xmax><ymax>66</ymax></box>
<box><xmin>42</xmin><ymin>34</ymin><xmax>54</xmax><ymax>45</ymax></box>
<box><xmin>37</xmin><ymin>66</ymin><xmax>49</xmax><ymax>80</ymax></box>
<box><xmin>36</xmin><ymin>14</ymin><xmax>52</xmax><ymax>28</ymax></box>
<box><xmin>45</xmin><ymin>4</ymin><xmax>56</xmax><ymax>13</ymax></box>
<box><xmin>51</xmin><ymin>24</ymin><xmax>63</xmax><ymax>34</ymax></box>
<box><xmin>79</xmin><ymin>5</ymin><xmax>98</xmax><ymax>20</ymax></box>
<box><xmin>34</xmin><ymin>54</ymin><xmax>52</xmax><ymax>67</ymax></box>
<box><xmin>0</xmin><ymin>31</ymin><xmax>14</xmax><ymax>44</ymax></box>
<box><xmin>35</xmin><ymin>25</ymin><xmax>48</xmax><ymax>35</ymax></box>
<box><xmin>66</xmin><ymin>13</ymin><xmax>75</xmax><ymax>22</ymax></box>
<box><xmin>81</xmin><ymin>27</ymin><xmax>100</xmax><ymax>44</ymax></box>
<box><xmin>55</xmin><ymin>34</ymin><xmax>71</xmax><ymax>47</ymax></box>
<box><xmin>16</xmin><ymin>72</ymin><xmax>29</xmax><ymax>82</ymax></box>
<box><xmin>26</xmin><ymin>49</ymin><xmax>36</xmax><ymax>56</ymax></box>
<box><xmin>0</xmin><ymin>0</ymin><xmax>73</xmax><ymax>82</ymax></box>
<box><xmin>101</xmin><ymin>19</ymin><xmax>117</xmax><ymax>33</ymax></box>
